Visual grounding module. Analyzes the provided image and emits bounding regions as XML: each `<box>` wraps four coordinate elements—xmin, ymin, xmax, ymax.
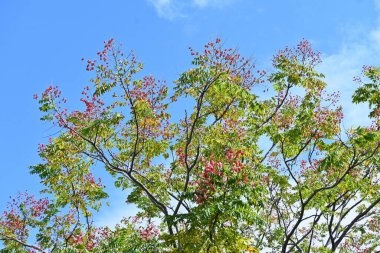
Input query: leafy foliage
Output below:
<box><xmin>1</xmin><ymin>38</ymin><xmax>380</xmax><ymax>252</ymax></box>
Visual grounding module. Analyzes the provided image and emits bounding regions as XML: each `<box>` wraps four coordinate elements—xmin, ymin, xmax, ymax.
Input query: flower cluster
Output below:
<box><xmin>189</xmin><ymin>38</ymin><xmax>264</xmax><ymax>90</ymax></box>
<box><xmin>84</xmin><ymin>38</ymin><xmax>115</xmax><ymax>71</ymax></box>
<box><xmin>74</xmin><ymin>85</ymin><xmax>106</xmax><ymax>120</ymax></box>
<box><xmin>176</xmin><ymin>147</ymin><xmax>186</xmax><ymax>165</ymax></box>
<box><xmin>0</xmin><ymin>192</ymin><xmax>49</xmax><ymax>241</ymax></box>
<box><xmin>97</xmin><ymin>38</ymin><xmax>114</xmax><ymax>63</ymax></box>
<box><xmin>36</xmin><ymin>85</ymin><xmax>68</xmax><ymax>127</ymax></box>
<box><xmin>131</xmin><ymin>216</ymin><xmax>160</xmax><ymax>240</ymax></box>
<box><xmin>194</xmin><ymin>150</ymin><xmax>250</xmax><ymax>204</ymax></box>
<box><xmin>37</xmin><ymin>82</ymin><xmax>107</xmax><ymax>134</ymax></box>
<box><xmin>70</xmin><ymin>227</ymin><xmax>111</xmax><ymax>251</ymax></box>
<box><xmin>129</xmin><ymin>75</ymin><xmax>170</xmax><ymax>140</ymax></box>
<box><xmin>139</xmin><ymin>223</ymin><xmax>160</xmax><ymax>240</ymax></box>
<box><xmin>273</xmin><ymin>39</ymin><xmax>321</xmax><ymax>68</ymax></box>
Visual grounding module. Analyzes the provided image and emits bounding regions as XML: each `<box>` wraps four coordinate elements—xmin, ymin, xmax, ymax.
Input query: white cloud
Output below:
<box><xmin>318</xmin><ymin>0</ymin><xmax>380</xmax><ymax>127</ymax></box>
<box><xmin>147</xmin><ymin>0</ymin><xmax>185</xmax><ymax>20</ymax></box>
<box><xmin>147</xmin><ymin>0</ymin><xmax>237</xmax><ymax>19</ymax></box>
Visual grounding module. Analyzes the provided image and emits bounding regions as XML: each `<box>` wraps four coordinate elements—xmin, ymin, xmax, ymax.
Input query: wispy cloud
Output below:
<box><xmin>147</xmin><ymin>0</ymin><xmax>185</xmax><ymax>20</ymax></box>
<box><xmin>147</xmin><ymin>0</ymin><xmax>237</xmax><ymax>20</ymax></box>
<box><xmin>318</xmin><ymin>0</ymin><xmax>380</xmax><ymax>127</ymax></box>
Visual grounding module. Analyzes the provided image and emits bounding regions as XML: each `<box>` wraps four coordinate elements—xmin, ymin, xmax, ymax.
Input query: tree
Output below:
<box><xmin>0</xmin><ymin>38</ymin><xmax>379</xmax><ymax>252</ymax></box>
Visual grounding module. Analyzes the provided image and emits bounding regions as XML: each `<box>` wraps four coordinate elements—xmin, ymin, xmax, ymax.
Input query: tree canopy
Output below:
<box><xmin>1</xmin><ymin>38</ymin><xmax>380</xmax><ymax>252</ymax></box>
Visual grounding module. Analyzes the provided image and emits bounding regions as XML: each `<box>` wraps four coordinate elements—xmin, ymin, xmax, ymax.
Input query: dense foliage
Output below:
<box><xmin>1</xmin><ymin>38</ymin><xmax>380</xmax><ymax>252</ymax></box>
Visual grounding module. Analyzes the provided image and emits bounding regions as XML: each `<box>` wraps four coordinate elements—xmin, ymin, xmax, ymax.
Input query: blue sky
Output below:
<box><xmin>0</xmin><ymin>0</ymin><xmax>379</xmax><ymax>226</ymax></box>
